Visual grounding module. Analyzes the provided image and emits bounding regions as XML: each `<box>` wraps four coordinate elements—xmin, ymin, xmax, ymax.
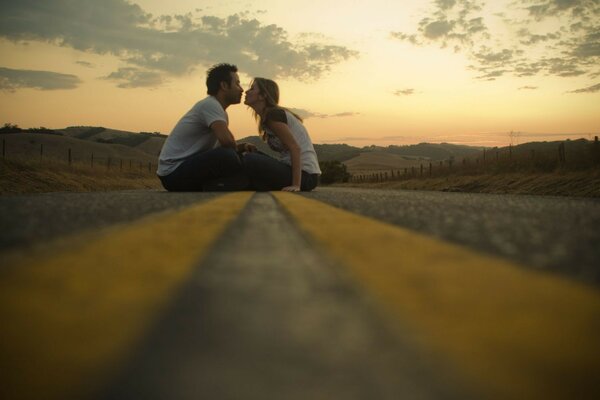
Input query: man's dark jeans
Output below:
<box><xmin>159</xmin><ymin>147</ymin><xmax>248</xmax><ymax>191</ymax></box>
<box><xmin>242</xmin><ymin>152</ymin><xmax>319</xmax><ymax>191</ymax></box>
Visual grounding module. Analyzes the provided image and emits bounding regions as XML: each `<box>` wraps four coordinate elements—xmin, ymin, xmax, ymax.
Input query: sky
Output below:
<box><xmin>0</xmin><ymin>0</ymin><xmax>598</xmax><ymax>147</ymax></box>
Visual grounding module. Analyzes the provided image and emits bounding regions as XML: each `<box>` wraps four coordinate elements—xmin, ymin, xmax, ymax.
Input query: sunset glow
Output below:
<box><xmin>0</xmin><ymin>0</ymin><xmax>598</xmax><ymax>147</ymax></box>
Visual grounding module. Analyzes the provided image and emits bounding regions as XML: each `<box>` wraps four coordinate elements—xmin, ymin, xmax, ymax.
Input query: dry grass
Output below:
<box><xmin>0</xmin><ymin>158</ymin><xmax>163</xmax><ymax>195</ymax></box>
<box><xmin>344</xmin><ymin>151</ymin><xmax>424</xmax><ymax>173</ymax></box>
<box><xmin>334</xmin><ymin>170</ymin><xmax>600</xmax><ymax>198</ymax></box>
<box><xmin>1</xmin><ymin>132</ymin><xmax>157</xmax><ymax>163</ymax></box>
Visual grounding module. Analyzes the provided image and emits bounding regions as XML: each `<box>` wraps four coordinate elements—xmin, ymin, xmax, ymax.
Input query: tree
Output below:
<box><xmin>0</xmin><ymin>123</ymin><xmax>22</xmax><ymax>133</ymax></box>
<box><xmin>319</xmin><ymin>160</ymin><xmax>351</xmax><ymax>184</ymax></box>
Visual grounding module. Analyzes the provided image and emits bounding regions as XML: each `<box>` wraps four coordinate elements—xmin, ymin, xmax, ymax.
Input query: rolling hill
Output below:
<box><xmin>3</xmin><ymin>125</ymin><xmax>590</xmax><ymax>174</ymax></box>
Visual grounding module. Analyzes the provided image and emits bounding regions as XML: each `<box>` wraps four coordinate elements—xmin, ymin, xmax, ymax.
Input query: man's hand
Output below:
<box><xmin>237</xmin><ymin>142</ymin><xmax>257</xmax><ymax>154</ymax></box>
<box><xmin>281</xmin><ymin>185</ymin><xmax>300</xmax><ymax>192</ymax></box>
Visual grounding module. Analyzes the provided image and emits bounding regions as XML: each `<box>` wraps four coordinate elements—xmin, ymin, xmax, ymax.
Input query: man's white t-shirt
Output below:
<box><xmin>157</xmin><ymin>96</ymin><xmax>227</xmax><ymax>176</ymax></box>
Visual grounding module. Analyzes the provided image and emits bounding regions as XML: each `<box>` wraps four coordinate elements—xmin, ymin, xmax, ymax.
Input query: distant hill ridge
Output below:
<box><xmin>3</xmin><ymin>124</ymin><xmax>590</xmax><ymax>172</ymax></box>
<box><xmin>2</xmin><ymin>124</ymin><xmax>485</xmax><ymax>161</ymax></box>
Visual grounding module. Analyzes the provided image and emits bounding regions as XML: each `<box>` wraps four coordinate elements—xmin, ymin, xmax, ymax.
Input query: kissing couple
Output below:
<box><xmin>157</xmin><ymin>63</ymin><xmax>321</xmax><ymax>192</ymax></box>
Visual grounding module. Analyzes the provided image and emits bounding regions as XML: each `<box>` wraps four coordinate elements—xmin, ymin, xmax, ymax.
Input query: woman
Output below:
<box><xmin>243</xmin><ymin>78</ymin><xmax>321</xmax><ymax>192</ymax></box>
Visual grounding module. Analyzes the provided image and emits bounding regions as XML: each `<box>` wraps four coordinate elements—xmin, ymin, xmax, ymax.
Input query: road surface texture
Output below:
<box><xmin>1</xmin><ymin>188</ymin><xmax>599</xmax><ymax>400</ymax></box>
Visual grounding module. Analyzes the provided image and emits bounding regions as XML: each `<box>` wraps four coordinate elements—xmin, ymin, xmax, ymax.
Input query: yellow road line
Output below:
<box><xmin>0</xmin><ymin>192</ymin><xmax>252</xmax><ymax>400</ymax></box>
<box><xmin>273</xmin><ymin>192</ymin><xmax>600</xmax><ymax>400</ymax></box>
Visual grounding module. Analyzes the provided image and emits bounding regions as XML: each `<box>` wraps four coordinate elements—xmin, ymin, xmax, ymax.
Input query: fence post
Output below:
<box><xmin>509</xmin><ymin>144</ymin><xmax>512</xmax><ymax>160</ymax></box>
<box><xmin>420</xmin><ymin>164</ymin><xmax>423</xmax><ymax>177</ymax></box>
<box><xmin>68</xmin><ymin>148</ymin><xmax>72</xmax><ymax>166</ymax></box>
<box><xmin>148</xmin><ymin>162</ymin><xmax>152</xmax><ymax>173</ymax></box>
<box><xmin>91</xmin><ymin>153</ymin><xmax>94</xmax><ymax>168</ymax></box>
<box><xmin>107</xmin><ymin>157</ymin><xmax>111</xmax><ymax>171</ymax></box>
<box><xmin>120</xmin><ymin>159</ymin><xmax>123</xmax><ymax>171</ymax></box>
<box><xmin>429</xmin><ymin>162</ymin><xmax>433</xmax><ymax>176</ymax></box>
<box><xmin>130</xmin><ymin>159</ymin><xmax>132</xmax><ymax>169</ymax></box>
<box><xmin>2</xmin><ymin>139</ymin><xmax>5</xmax><ymax>158</ymax></box>
<box><xmin>558</xmin><ymin>143</ymin><xmax>564</xmax><ymax>164</ymax></box>
<box><xmin>40</xmin><ymin>144</ymin><xmax>43</xmax><ymax>162</ymax></box>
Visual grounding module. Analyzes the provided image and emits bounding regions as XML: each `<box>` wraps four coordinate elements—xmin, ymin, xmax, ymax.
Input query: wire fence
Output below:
<box><xmin>1</xmin><ymin>138</ymin><xmax>157</xmax><ymax>174</ymax></box>
<box><xmin>350</xmin><ymin>137</ymin><xmax>600</xmax><ymax>183</ymax></box>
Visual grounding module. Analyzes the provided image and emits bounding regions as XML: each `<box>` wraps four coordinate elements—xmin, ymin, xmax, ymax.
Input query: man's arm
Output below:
<box><xmin>210</xmin><ymin>120</ymin><xmax>236</xmax><ymax>149</ymax></box>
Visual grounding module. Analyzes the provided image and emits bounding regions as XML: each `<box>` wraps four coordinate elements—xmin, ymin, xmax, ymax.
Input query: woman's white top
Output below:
<box><xmin>263</xmin><ymin>109</ymin><xmax>321</xmax><ymax>175</ymax></box>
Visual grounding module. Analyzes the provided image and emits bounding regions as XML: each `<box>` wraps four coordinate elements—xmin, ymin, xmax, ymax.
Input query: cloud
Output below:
<box><xmin>389</xmin><ymin>32</ymin><xmax>422</xmax><ymax>45</ymax></box>
<box><xmin>568</xmin><ymin>82</ymin><xmax>600</xmax><ymax>93</ymax></box>
<box><xmin>390</xmin><ymin>0</ymin><xmax>600</xmax><ymax>81</ymax></box>
<box><xmin>289</xmin><ymin>108</ymin><xmax>359</xmax><ymax>119</ymax></box>
<box><xmin>522</xmin><ymin>0</ymin><xmax>590</xmax><ymax>19</ymax></box>
<box><xmin>330</xmin><ymin>112</ymin><xmax>360</xmax><ymax>117</ymax></box>
<box><xmin>476</xmin><ymin>69</ymin><xmax>507</xmax><ymax>80</ymax></box>
<box><xmin>423</xmin><ymin>20</ymin><xmax>455</xmax><ymax>39</ymax></box>
<box><xmin>0</xmin><ymin>0</ymin><xmax>358</xmax><ymax>89</ymax></box>
<box><xmin>0</xmin><ymin>67</ymin><xmax>81</xmax><ymax>91</ymax></box>
<box><xmin>518</xmin><ymin>85</ymin><xmax>538</xmax><ymax>90</ymax></box>
<box><xmin>75</xmin><ymin>61</ymin><xmax>94</xmax><ymax>68</ymax></box>
<box><xmin>393</xmin><ymin>88</ymin><xmax>416</xmax><ymax>96</ymax></box>
<box><xmin>517</xmin><ymin>28</ymin><xmax>560</xmax><ymax>45</ymax></box>
<box><xmin>321</xmin><ymin>134</ymin><xmax>413</xmax><ymax>143</ymax></box>
<box><xmin>103</xmin><ymin>67</ymin><xmax>164</xmax><ymax>88</ymax></box>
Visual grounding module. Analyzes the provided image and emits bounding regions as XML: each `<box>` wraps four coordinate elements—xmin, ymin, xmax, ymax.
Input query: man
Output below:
<box><xmin>157</xmin><ymin>63</ymin><xmax>255</xmax><ymax>191</ymax></box>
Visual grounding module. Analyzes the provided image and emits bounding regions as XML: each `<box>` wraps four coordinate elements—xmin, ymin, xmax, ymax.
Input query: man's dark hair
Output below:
<box><xmin>206</xmin><ymin>63</ymin><xmax>238</xmax><ymax>95</ymax></box>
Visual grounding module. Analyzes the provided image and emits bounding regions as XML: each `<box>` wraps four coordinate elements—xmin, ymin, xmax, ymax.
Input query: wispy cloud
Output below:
<box><xmin>393</xmin><ymin>88</ymin><xmax>416</xmax><ymax>96</ymax></box>
<box><xmin>289</xmin><ymin>108</ymin><xmax>359</xmax><ymax>119</ymax></box>
<box><xmin>330</xmin><ymin>112</ymin><xmax>360</xmax><ymax>117</ymax></box>
<box><xmin>518</xmin><ymin>85</ymin><xmax>538</xmax><ymax>90</ymax></box>
<box><xmin>103</xmin><ymin>67</ymin><xmax>164</xmax><ymax>88</ymax></box>
<box><xmin>568</xmin><ymin>82</ymin><xmax>600</xmax><ymax>93</ymax></box>
<box><xmin>0</xmin><ymin>67</ymin><xmax>81</xmax><ymax>92</ymax></box>
<box><xmin>0</xmin><ymin>0</ymin><xmax>358</xmax><ymax>89</ymax></box>
<box><xmin>390</xmin><ymin>0</ymin><xmax>600</xmax><ymax>83</ymax></box>
<box><xmin>75</xmin><ymin>61</ymin><xmax>94</xmax><ymax>68</ymax></box>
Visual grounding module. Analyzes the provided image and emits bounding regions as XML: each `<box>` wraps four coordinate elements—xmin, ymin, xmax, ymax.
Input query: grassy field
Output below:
<box><xmin>0</xmin><ymin>158</ymin><xmax>162</xmax><ymax>195</ymax></box>
<box><xmin>343</xmin><ymin>138</ymin><xmax>600</xmax><ymax>198</ymax></box>
<box><xmin>3</xmin><ymin>156</ymin><xmax>598</xmax><ymax>197</ymax></box>
<box><xmin>2</xmin><ymin>129</ymin><xmax>599</xmax><ymax>197</ymax></box>
<box><xmin>1</xmin><ymin>132</ymin><xmax>158</xmax><ymax>164</ymax></box>
<box><xmin>336</xmin><ymin>170</ymin><xmax>600</xmax><ymax>198</ymax></box>
<box><xmin>344</xmin><ymin>151</ymin><xmax>425</xmax><ymax>173</ymax></box>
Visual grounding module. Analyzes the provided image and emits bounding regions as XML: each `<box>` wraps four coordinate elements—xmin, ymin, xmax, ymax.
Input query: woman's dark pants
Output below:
<box><xmin>242</xmin><ymin>152</ymin><xmax>318</xmax><ymax>191</ymax></box>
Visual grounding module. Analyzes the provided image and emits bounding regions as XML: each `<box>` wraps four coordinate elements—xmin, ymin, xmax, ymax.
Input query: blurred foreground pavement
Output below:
<box><xmin>1</xmin><ymin>188</ymin><xmax>599</xmax><ymax>399</ymax></box>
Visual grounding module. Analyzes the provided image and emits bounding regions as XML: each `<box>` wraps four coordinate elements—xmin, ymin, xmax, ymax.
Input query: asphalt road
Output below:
<box><xmin>2</xmin><ymin>187</ymin><xmax>599</xmax><ymax>286</ymax></box>
<box><xmin>1</xmin><ymin>188</ymin><xmax>599</xmax><ymax>399</ymax></box>
<box><xmin>303</xmin><ymin>187</ymin><xmax>600</xmax><ymax>286</ymax></box>
<box><xmin>0</xmin><ymin>190</ymin><xmax>221</xmax><ymax>251</ymax></box>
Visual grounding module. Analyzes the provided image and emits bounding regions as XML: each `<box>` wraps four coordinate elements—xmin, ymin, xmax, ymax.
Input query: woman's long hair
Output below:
<box><xmin>250</xmin><ymin>78</ymin><xmax>303</xmax><ymax>139</ymax></box>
